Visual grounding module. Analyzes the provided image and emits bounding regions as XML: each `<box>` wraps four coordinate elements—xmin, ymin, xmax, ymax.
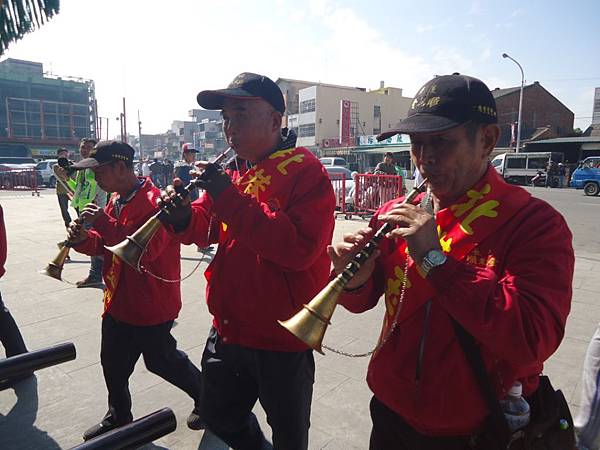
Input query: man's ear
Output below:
<box><xmin>481</xmin><ymin>124</ymin><xmax>500</xmax><ymax>159</ymax></box>
<box><xmin>272</xmin><ymin>111</ymin><xmax>282</xmax><ymax>133</ymax></box>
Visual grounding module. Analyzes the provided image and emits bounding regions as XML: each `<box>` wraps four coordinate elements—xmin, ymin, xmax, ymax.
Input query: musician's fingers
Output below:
<box><xmin>342</xmin><ymin>228</ymin><xmax>373</xmax><ymax>245</ymax></box>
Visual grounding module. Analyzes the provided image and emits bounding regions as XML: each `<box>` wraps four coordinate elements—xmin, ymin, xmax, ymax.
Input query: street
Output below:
<box><xmin>0</xmin><ymin>185</ymin><xmax>598</xmax><ymax>449</ymax></box>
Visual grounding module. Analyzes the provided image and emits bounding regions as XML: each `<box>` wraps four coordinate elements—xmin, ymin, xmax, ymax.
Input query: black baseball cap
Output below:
<box><xmin>377</xmin><ymin>74</ymin><xmax>497</xmax><ymax>141</ymax></box>
<box><xmin>71</xmin><ymin>140</ymin><xmax>134</xmax><ymax>169</ymax></box>
<box><xmin>197</xmin><ymin>72</ymin><xmax>285</xmax><ymax>114</ymax></box>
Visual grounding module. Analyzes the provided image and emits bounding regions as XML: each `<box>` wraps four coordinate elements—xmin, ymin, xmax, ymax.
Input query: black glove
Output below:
<box><xmin>194</xmin><ymin>163</ymin><xmax>232</xmax><ymax>200</ymax></box>
<box><xmin>159</xmin><ymin>183</ymin><xmax>192</xmax><ymax>232</ymax></box>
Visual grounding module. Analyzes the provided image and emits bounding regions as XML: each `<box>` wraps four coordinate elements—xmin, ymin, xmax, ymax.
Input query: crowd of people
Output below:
<box><xmin>1</xmin><ymin>71</ymin><xmax>591</xmax><ymax>450</ymax></box>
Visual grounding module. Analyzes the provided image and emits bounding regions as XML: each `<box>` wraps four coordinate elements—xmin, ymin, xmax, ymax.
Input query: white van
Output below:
<box><xmin>319</xmin><ymin>157</ymin><xmax>348</xmax><ymax>168</ymax></box>
<box><xmin>35</xmin><ymin>159</ymin><xmax>58</xmax><ymax>187</ymax></box>
<box><xmin>491</xmin><ymin>152</ymin><xmax>563</xmax><ymax>185</ymax></box>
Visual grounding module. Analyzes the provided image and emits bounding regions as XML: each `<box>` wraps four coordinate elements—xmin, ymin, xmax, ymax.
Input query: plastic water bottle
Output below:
<box><xmin>500</xmin><ymin>381</ymin><xmax>531</xmax><ymax>432</ymax></box>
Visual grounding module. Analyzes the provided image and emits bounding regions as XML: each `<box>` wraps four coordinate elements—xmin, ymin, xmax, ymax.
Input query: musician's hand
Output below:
<box><xmin>378</xmin><ymin>203</ymin><xmax>440</xmax><ymax>264</ymax></box>
<box><xmin>67</xmin><ymin>220</ymin><xmax>88</xmax><ymax>245</ymax></box>
<box><xmin>327</xmin><ymin>228</ymin><xmax>380</xmax><ymax>290</ymax></box>
<box><xmin>79</xmin><ymin>203</ymin><xmax>105</xmax><ymax>225</ymax></box>
<box><xmin>53</xmin><ymin>165</ymin><xmax>68</xmax><ymax>181</ymax></box>
<box><xmin>190</xmin><ymin>163</ymin><xmax>231</xmax><ymax>200</ymax></box>
<box><xmin>157</xmin><ymin>178</ymin><xmax>192</xmax><ymax>232</ymax></box>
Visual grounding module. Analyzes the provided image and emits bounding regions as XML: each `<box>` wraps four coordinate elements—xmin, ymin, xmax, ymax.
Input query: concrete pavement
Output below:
<box><xmin>0</xmin><ymin>186</ymin><xmax>598</xmax><ymax>449</ymax></box>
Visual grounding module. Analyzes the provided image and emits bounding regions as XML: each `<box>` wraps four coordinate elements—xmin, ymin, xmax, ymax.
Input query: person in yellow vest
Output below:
<box><xmin>55</xmin><ymin>138</ymin><xmax>107</xmax><ymax>288</ymax></box>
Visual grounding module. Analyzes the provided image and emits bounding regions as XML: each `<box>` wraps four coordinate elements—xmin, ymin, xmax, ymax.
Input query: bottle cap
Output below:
<box><xmin>509</xmin><ymin>381</ymin><xmax>523</xmax><ymax>397</ymax></box>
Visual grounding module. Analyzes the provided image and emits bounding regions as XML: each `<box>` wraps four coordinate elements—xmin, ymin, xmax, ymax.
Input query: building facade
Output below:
<box><xmin>293</xmin><ymin>81</ymin><xmax>413</xmax><ymax>152</ymax></box>
<box><xmin>0</xmin><ymin>58</ymin><xmax>97</xmax><ymax>158</ymax></box>
<box><xmin>492</xmin><ymin>81</ymin><xmax>574</xmax><ymax>149</ymax></box>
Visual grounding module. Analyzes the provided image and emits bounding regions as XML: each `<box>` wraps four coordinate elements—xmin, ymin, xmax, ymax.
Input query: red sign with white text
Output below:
<box><xmin>339</xmin><ymin>100</ymin><xmax>351</xmax><ymax>146</ymax></box>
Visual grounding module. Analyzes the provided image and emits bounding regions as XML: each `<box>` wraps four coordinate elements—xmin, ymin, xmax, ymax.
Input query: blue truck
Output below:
<box><xmin>570</xmin><ymin>157</ymin><xmax>600</xmax><ymax>196</ymax></box>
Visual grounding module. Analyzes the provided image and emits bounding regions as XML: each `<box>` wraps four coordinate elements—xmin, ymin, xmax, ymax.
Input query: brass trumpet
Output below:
<box><xmin>278</xmin><ymin>179</ymin><xmax>428</xmax><ymax>354</ymax></box>
<box><xmin>40</xmin><ymin>220</ymin><xmax>83</xmax><ymax>281</ymax></box>
<box><xmin>105</xmin><ymin>148</ymin><xmax>234</xmax><ymax>272</ymax></box>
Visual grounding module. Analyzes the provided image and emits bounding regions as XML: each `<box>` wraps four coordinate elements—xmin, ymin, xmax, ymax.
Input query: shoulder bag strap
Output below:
<box><xmin>451</xmin><ymin>319</ymin><xmax>511</xmax><ymax>446</ymax></box>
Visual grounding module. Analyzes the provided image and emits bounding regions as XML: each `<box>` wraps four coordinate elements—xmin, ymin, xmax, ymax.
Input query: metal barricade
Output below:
<box><xmin>350</xmin><ymin>174</ymin><xmax>404</xmax><ymax>218</ymax></box>
<box><xmin>329</xmin><ymin>173</ymin><xmax>348</xmax><ymax>216</ymax></box>
<box><xmin>0</xmin><ymin>168</ymin><xmax>40</xmax><ymax>196</ymax></box>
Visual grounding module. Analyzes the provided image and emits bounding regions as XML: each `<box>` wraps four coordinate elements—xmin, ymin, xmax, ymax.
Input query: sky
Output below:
<box><xmin>2</xmin><ymin>0</ymin><xmax>599</xmax><ymax>135</ymax></box>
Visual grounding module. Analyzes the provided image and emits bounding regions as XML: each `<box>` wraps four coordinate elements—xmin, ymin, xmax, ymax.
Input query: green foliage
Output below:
<box><xmin>0</xmin><ymin>0</ymin><xmax>60</xmax><ymax>55</ymax></box>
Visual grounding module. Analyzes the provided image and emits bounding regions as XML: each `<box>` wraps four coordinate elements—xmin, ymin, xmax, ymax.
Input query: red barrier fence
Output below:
<box><xmin>329</xmin><ymin>174</ymin><xmax>348</xmax><ymax>214</ymax></box>
<box><xmin>349</xmin><ymin>174</ymin><xmax>404</xmax><ymax>218</ymax></box>
<box><xmin>0</xmin><ymin>169</ymin><xmax>40</xmax><ymax>196</ymax></box>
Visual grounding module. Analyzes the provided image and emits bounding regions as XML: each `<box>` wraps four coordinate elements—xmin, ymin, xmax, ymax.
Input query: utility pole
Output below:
<box><xmin>122</xmin><ymin>97</ymin><xmax>128</xmax><ymax>143</ymax></box>
<box><xmin>138</xmin><ymin>109</ymin><xmax>143</xmax><ymax>161</ymax></box>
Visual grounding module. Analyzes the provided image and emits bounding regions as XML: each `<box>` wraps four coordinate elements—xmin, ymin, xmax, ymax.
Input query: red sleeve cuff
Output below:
<box><xmin>426</xmin><ymin>255</ymin><xmax>462</xmax><ymax>292</ymax></box>
<box><xmin>92</xmin><ymin>213</ymin><xmax>111</xmax><ymax>234</ymax></box>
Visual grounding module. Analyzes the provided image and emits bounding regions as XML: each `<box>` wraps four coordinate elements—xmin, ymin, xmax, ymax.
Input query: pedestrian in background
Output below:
<box><xmin>374</xmin><ymin>152</ymin><xmax>397</xmax><ymax>175</ymax></box>
<box><xmin>174</xmin><ymin>144</ymin><xmax>200</xmax><ymax>201</ymax></box>
<box><xmin>54</xmin><ymin>138</ymin><xmax>107</xmax><ymax>288</ymax></box>
<box><xmin>54</xmin><ymin>147</ymin><xmax>73</xmax><ymax>229</ymax></box>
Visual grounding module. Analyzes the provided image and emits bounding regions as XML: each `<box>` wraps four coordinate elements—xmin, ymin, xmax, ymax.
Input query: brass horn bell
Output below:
<box><xmin>40</xmin><ymin>245</ymin><xmax>71</xmax><ymax>281</ymax></box>
<box><xmin>104</xmin><ymin>213</ymin><xmax>162</xmax><ymax>272</ymax></box>
<box><xmin>278</xmin><ymin>276</ymin><xmax>345</xmax><ymax>355</ymax></box>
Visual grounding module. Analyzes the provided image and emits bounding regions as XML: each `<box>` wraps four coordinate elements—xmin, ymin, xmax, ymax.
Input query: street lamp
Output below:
<box><xmin>502</xmin><ymin>52</ymin><xmax>524</xmax><ymax>153</ymax></box>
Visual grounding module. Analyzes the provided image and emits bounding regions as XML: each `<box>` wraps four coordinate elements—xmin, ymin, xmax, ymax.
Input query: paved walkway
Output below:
<box><xmin>0</xmin><ymin>187</ymin><xmax>598</xmax><ymax>449</ymax></box>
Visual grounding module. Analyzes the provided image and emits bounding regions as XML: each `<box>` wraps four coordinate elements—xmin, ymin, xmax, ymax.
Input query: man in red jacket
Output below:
<box><xmin>67</xmin><ymin>141</ymin><xmax>203</xmax><ymax>441</ymax></box>
<box><xmin>329</xmin><ymin>74</ymin><xmax>574</xmax><ymax>449</ymax></box>
<box><xmin>159</xmin><ymin>73</ymin><xmax>336</xmax><ymax>449</ymax></box>
<box><xmin>0</xmin><ymin>204</ymin><xmax>30</xmax><ymax>387</ymax></box>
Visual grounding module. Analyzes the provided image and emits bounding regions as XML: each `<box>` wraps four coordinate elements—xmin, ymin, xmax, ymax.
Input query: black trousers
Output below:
<box><xmin>0</xmin><ymin>292</ymin><xmax>27</xmax><ymax>358</ymax></box>
<box><xmin>100</xmin><ymin>314</ymin><xmax>203</xmax><ymax>424</ymax></box>
<box><xmin>200</xmin><ymin>327</ymin><xmax>314</xmax><ymax>450</ymax></box>
<box><xmin>57</xmin><ymin>193</ymin><xmax>71</xmax><ymax>228</ymax></box>
<box><xmin>369</xmin><ymin>396</ymin><xmax>472</xmax><ymax>450</ymax></box>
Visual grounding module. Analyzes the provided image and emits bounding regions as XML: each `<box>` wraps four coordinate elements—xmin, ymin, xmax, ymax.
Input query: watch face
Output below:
<box><xmin>427</xmin><ymin>250</ymin><xmax>446</xmax><ymax>265</ymax></box>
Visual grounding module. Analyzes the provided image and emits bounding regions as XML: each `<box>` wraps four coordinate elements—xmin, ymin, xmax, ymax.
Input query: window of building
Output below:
<box><xmin>298</xmin><ymin>124</ymin><xmax>315</xmax><ymax>137</ymax></box>
<box><xmin>300</xmin><ymin>99</ymin><xmax>316</xmax><ymax>113</ymax></box>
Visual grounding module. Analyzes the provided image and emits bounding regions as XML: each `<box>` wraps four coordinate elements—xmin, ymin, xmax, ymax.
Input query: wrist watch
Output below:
<box><xmin>420</xmin><ymin>249</ymin><xmax>447</xmax><ymax>277</ymax></box>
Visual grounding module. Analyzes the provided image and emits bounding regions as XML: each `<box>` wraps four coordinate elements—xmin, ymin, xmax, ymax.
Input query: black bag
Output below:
<box><xmin>452</xmin><ymin>320</ymin><xmax>576</xmax><ymax>450</ymax></box>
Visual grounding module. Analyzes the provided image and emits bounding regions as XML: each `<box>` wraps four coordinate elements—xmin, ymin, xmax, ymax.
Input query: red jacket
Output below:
<box><xmin>74</xmin><ymin>178</ymin><xmax>182</xmax><ymax>326</ymax></box>
<box><xmin>340</xmin><ymin>175</ymin><xmax>574</xmax><ymax>436</ymax></box>
<box><xmin>175</xmin><ymin>147</ymin><xmax>336</xmax><ymax>351</ymax></box>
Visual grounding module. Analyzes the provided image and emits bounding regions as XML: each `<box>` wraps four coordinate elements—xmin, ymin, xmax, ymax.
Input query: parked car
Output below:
<box><xmin>320</xmin><ymin>157</ymin><xmax>349</xmax><ymax>168</ymax></box>
<box><xmin>570</xmin><ymin>156</ymin><xmax>600</xmax><ymax>196</ymax></box>
<box><xmin>325</xmin><ymin>166</ymin><xmax>355</xmax><ymax>209</ymax></box>
<box><xmin>35</xmin><ymin>159</ymin><xmax>59</xmax><ymax>187</ymax></box>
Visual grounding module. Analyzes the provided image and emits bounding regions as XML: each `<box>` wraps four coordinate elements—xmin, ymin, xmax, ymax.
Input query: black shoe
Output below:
<box><xmin>83</xmin><ymin>418</ymin><xmax>122</xmax><ymax>441</ymax></box>
<box><xmin>187</xmin><ymin>408</ymin><xmax>205</xmax><ymax>430</ymax></box>
<box><xmin>76</xmin><ymin>277</ymin><xmax>104</xmax><ymax>289</ymax></box>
